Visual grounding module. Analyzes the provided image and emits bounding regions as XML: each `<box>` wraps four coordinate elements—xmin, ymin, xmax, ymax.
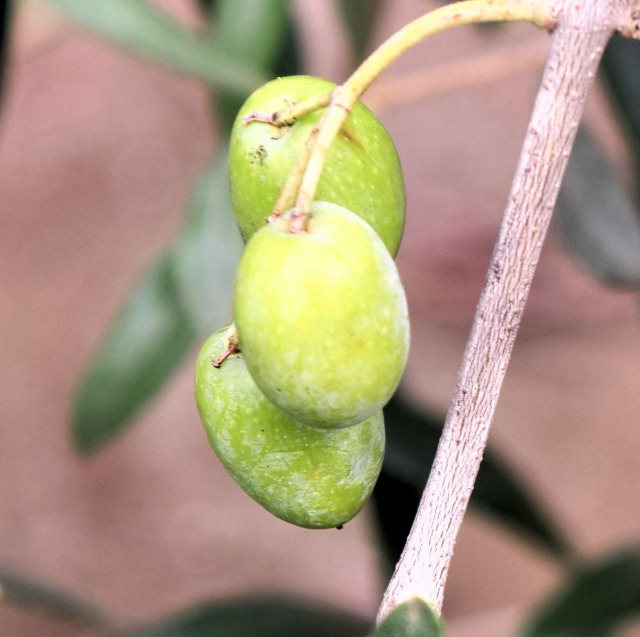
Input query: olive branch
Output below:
<box><xmin>377</xmin><ymin>0</ymin><xmax>640</xmax><ymax>622</ymax></box>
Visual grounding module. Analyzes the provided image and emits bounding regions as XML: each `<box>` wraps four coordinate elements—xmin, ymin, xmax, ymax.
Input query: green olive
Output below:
<box><xmin>194</xmin><ymin>325</ymin><xmax>385</xmax><ymax>529</ymax></box>
<box><xmin>229</xmin><ymin>75</ymin><xmax>405</xmax><ymax>256</ymax></box>
<box><xmin>233</xmin><ymin>201</ymin><xmax>409</xmax><ymax>429</ymax></box>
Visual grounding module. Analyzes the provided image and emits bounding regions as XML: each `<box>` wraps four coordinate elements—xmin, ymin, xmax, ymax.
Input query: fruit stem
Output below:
<box><xmin>269</xmin><ymin>124</ymin><xmax>320</xmax><ymax>224</ymax></box>
<box><xmin>291</xmin><ymin>0</ymin><xmax>554</xmax><ymax>221</ymax></box>
<box><xmin>212</xmin><ymin>325</ymin><xmax>240</xmax><ymax>368</ymax></box>
<box><xmin>247</xmin><ymin>96</ymin><xmax>332</xmax><ymax>226</ymax></box>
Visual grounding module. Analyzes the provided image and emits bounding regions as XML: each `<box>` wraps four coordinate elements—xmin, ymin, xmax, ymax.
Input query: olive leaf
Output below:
<box><xmin>68</xmin><ymin>0</ymin><xmax>296</xmax><ymax>453</ymax></box>
<box><xmin>0</xmin><ymin>0</ymin><xmax>12</xmax><ymax>109</ymax></box>
<box><xmin>521</xmin><ymin>546</ymin><xmax>640</xmax><ymax>637</ymax></box>
<box><xmin>370</xmin><ymin>599</ymin><xmax>444</xmax><ymax>637</ymax></box>
<box><xmin>209</xmin><ymin>0</ymin><xmax>291</xmax><ymax>130</ymax></box>
<box><xmin>122</xmin><ymin>596</ymin><xmax>371</xmax><ymax>637</ymax></box>
<box><xmin>196</xmin><ymin>0</ymin><xmax>217</xmax><ymax>17</ymax></box>
<box><xmin>0</xmin><ymin>572</ymin><xmax>372</xmax><ymax>637</ymax></box>
<box><xmin>171</xmin><ymin>148</ymin><xmax>243</xmax><ymax>339</ymax></box>
<box><xmin>337</xmin><ymin>0</ymin><xmax>384</xmax><ymax>60</ymax></box>
<box><xmin>0</xmin><ymin>569</ymin><xmax>115</xmax><ymax>634</ymax></box>
<box><xmin>46</xmin><ymin>0</ymin><xmax>265</xmax><ymax>94</ymax></box>
<box><xmin>209</xmin><ymin>0</ymin><xmax>289</xmax><ymax>69</ymax></box>
<box><xmin>72</xmin><ymin>252</ymin><xmax>195</xmax><ymax>454</ymax></box>
<box><xmin>602</xmin><ymin>34</ymin><xmax>640</xmax><ymax>179</ymax></box>
<box><xmin>554</xmin><ymin>127</ymin><xmax>640</xmax><ymax>288</ymax></box>
<box><xmin>70</xmin><ymin>149</ymin><xmax>241</xmax><ymax>454</ymax></box>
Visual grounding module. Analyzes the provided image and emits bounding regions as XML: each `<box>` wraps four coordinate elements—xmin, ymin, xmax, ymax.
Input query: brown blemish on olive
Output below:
<box><xmin>250</xmin><ymin>145</ymin><xmax>268</xmax><ymax>166</ymax></box>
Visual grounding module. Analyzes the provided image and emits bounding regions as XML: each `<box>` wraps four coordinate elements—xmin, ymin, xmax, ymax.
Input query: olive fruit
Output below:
<box><xmin>229</xmin><ymin>75</ymin><xmax>405</xmax><ymax>256</ymax></box>
<box><xmin>194</xmin><ymin>325</ymin><xmax>385</xmax><ymax>529</ymax></box>
<box><xmin>233</xmin><ymin>201</ymin><xmax>409</xmax><ymax>429</ymax></box>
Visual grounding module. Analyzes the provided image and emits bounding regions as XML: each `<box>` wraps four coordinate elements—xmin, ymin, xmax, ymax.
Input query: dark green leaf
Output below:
<box><xmin>210</xmin><ymin>0</ymin><xmax>289</xmax><ymax>70</ymax></box>
<box><xmin>197</xmin><ymin>0</ymin><xmax>217</xmax><ymax>18</ymax></box>
<box><xmin>271</xmin><ymin>15</ymin><xmax>304</xmax><ymax>80</ymax></box>
<box><xmin>0</xmin><ymin>569</ymin><xmax>114</xmax><ymax>633</ymax></box>
<box><xmin>555</xmin><ymin>127</ymin><xmax>640</xmax><ymax>288</ymax></box>
<box><xmin>337</xmin><ymin>0</ymin><xmax>383</xmax><ymax>60</ymax></box>
<box><xmin>209</xmin><ymin>0</ymin><xmax>291</xmax><ymax>130</ymax></box>
<box><xmin>172</xmin><ymin>149</ymin><xmax>243</xmax><ymax>339</ymax></box>
<box><xmin>371</xmin><ymin>599</ymin><xmax>443</xmax><ymax>637</ymax></box>
<box><xmin>522</xmin><ymin>546</ymin><xmax>640</xmax><ymax>637</ymax></box>
<box><xmin>47</xmin><ymin>0</ymin><xmax>266</xmax><ymax>94</ymax></box>
<box><xmin>602</xmin><ymin>34</ymin><xmax>640</xmax><ymax>181</ymax></box>
<box><xmin>375</xmin><ymin>395</ymin><xmax>574</xmax><ymax>564</ymax></box>
<box><xmin>72</xmin><ymin>252</ymin><xmax>195</xmax><ymax>454</ymax></box>
<box><xmin>122</xmin><ymin>596</ymin><xmax>371</xmax><ymax>637</ymax></box>
<box><xmin>0</xmin><ymin>0</ymin><xmax>12</xmax><ymax>109</ymax></box>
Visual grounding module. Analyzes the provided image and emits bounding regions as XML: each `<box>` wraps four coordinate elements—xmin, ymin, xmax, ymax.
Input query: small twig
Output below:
<box><xmin>377</xmin><ymin>0</ymin><xmax>632</xmax><ymax>621</ymax></box>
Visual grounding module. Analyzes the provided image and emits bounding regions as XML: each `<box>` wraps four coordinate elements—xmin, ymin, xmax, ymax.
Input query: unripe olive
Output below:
<box><xmin>233</xmin><ymin>201</ymin><xmax>409</xmax><ymax>429</ymax></box>
<box><xmin>229</xmin><ymin>75</ymin><xmax>405</xmax><ymax>256</ymax></box>
<box><xmin>194</xmin><ymin>325</ymin><xmax>385</xmax><ymax>529</ymax></box>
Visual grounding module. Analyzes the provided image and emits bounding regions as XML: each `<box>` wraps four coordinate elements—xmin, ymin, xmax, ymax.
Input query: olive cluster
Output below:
<box><xmin>195</xmin><ymin>76</ymin><xmax>409</xmax><ymax>529</ymax></box>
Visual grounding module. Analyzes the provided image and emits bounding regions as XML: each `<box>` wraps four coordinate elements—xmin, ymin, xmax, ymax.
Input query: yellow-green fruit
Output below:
<box><xmin>194</xmin><ymin>325</ymin><xmax>385</xmax><ymax>529</ymax></box>
<box><xmin>229</xmin><ymin>75</ymin><xmax>405</xmax><ymax>256</ymax></box>
<box><xmin>234</xmin><ymin>201</ymin><xmax>410</xmax><ymax>429</ymax></box>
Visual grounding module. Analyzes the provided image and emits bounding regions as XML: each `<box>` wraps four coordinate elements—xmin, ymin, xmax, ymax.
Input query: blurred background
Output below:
<box><xmin>1</xmin><ymin>1</ymin><xmax>640</xmax><ymax>636</ymax></box>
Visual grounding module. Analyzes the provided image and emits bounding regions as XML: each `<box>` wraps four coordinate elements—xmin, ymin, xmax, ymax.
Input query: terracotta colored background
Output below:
<box><xmin>1</xmin><ymin>1</ymin><xmax>639</xmax><ymax>636</ymax></box>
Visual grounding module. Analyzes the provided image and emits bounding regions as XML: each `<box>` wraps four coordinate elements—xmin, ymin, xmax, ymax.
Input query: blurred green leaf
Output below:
<box><xmin>555</xmin><ymin>127</ymin><xmax>640</xmax><ymax>288</ymax></box>
<box><xmin>0</xmin><ymin>569</ymin><xmax>115</xmax><ymax>634</ymax></box>
<box><xmin>210</xmin><ymin>0</ymin><xmax>289</xmax><ymax>69</ymax></box>
<box><xmin>122</xmin><ymin>596</ymin><xmax>371</xmax><ymax>637</ymax></box>
<box><xmin>172</xmin><ymin>148</ymin><xmax>243</xmax><ymax>339</ymax></box>
<box><xmin>68</xmin><ymin>0</ymin><xmax>295</xmax><ymax>451</ymax></box>
<box><xmin>210</xmin><ymin>0</ymin><xmax>291</xmax><ymax>130</ymax></box>
<box><xmin>0</xmin><ymin>0</ymin><xmax>12</xmax><ymax>109</ymax></box>
<box><xmin>371</xmin><ymin>599</ymin><xmax>443</xmax><ymax>637</ymax></box>
<box><xmin>522</xmin><ymin>546</ymin><xmax>640</xmax><ymax>637</ymax></box>
<box><xmin>197</xmin><ymin>0</ymin><xmax>217</xmax><ymax>17</ymax></box>
<box><xmin>72</xmin><ymin>252</ymin><xmax>195</xmax><ymax>454</ymax></box>
<box><xmin>337</xmin><ymin>0</ymin><xmax>383</xmax><ymax>60</ymax></box>
<box><xmin>375</xmin><ymin>395</ymin><xmax>574</xmax><ymax>564</ymax></box>
<box><xmin>46</xmin><ymin>0</ymin><xmax>266</xmax><ymax>94</ymax></box>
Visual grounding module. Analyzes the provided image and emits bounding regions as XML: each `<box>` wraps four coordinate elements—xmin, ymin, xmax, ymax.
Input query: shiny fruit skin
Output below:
<box><xmin>229</xmin><ymin>75</ymin><xmax>405</xmax><ymax>256</ymax></box>
<box><xmin>194</xmin><ymin>325</ymin><xmax>385</xmax><ymax>529</ymax></box>
<box><xmin>233</xmin><ymin>201</ymin><xmax>410</xmax><ymax>429</ymax></box>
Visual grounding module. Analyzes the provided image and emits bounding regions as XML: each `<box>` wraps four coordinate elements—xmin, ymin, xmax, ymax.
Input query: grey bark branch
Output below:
<box><xmin>377</xmin><ymin>0</ymin><xmax>640</xmax><ymax>622</ymax></box>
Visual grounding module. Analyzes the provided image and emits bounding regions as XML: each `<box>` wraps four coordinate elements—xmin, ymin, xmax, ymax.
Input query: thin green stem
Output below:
<box><xmin>250</xmin><ymin>94</ymin><xmax>332</xmax><ymax>225</ymax></box>
<box><xmin>291</xmin><ymin>0</ymin><xmax>553</xmax><ymax>224</ymax></box>
<box><xmin>347</xmin><ymin>0</ymin><xmax>551</xmax><ymax>96</ymax></box>
<box><xmin>270</xmin><ymin>125</ymin><xmax>320</xmax><ymax>226</ymax></box>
